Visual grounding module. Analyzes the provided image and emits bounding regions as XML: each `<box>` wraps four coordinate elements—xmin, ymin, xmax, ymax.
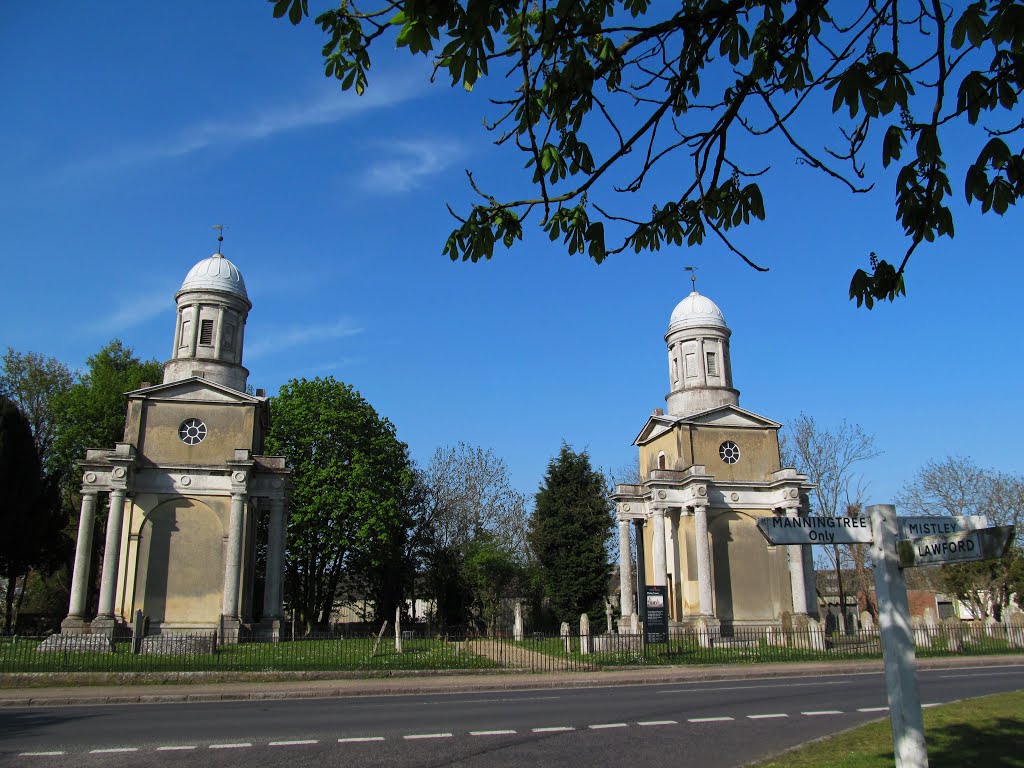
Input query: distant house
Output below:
<box><xmin>816</xmin><ymin>566</ymin><xmax>956</xmax><ymax>632</ymax></box>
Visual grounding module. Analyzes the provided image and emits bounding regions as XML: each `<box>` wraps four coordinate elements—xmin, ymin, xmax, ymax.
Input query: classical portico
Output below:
<box><xmin>60</xmin><ymin>249</ymin><xmax>290</xmax><ymax>640</ymax></box>
<box><xmin>612</xmin><ymin>287</ymin><xmax>816</xmax><ymax>631</ymax></box>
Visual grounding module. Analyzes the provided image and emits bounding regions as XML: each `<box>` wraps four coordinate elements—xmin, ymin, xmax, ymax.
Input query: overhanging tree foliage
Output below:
<box><xmin>530</xmin><ymin>444</ymin><xmax>613</xmax><ymax>623</ymax></box>
<box><xmin>275</xmin><ymin>0</ymin><xmax>1024</xmax><ymax>306</ymax></box>
<box><xmin>266</xmin><ymin>377</ymin><xmax>415</xmax><ymax>630</ymax></box>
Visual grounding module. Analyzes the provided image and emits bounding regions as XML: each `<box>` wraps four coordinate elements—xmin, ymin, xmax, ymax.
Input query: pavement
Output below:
<box><xmin>1</xmin><ymin>654</ymin><xmax>1021</xmax><ymax>707</ymax></box>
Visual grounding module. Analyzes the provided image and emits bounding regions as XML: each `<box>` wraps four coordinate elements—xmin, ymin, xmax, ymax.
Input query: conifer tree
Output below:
<box><xmin>530</xmin><ymin>444</ymin><xmax>613</xmax><ymax>623</ymax></box>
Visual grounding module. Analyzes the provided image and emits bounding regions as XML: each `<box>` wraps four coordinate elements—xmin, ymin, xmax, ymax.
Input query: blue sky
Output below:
<box><xmin>2</xmin><ymin>3</ymin><xmax>1021</xmax><ymax>507</ymax></box>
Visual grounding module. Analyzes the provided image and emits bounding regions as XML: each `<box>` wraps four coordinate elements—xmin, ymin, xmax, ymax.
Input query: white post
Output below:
<box><xmin>869</xmin><ymin>503</ymin><xmax>928</xmax><ymax>768</ymax></box>
<box><xmin>785</xmin><ymin>509</ymin><xmax>808</xmax><ymax>615</ymax></box>
<box><xmin>222</xmin><ymin>492</ymin><xmax>246</xmax><ymax>620</ymax></box>
<box><xmin>618</xmin><ymin>519</ymin><xmax>634</xmax><ymax>620</ymax></box>
<box><xmin>651</xmin><ymin>507</ymin><xmax>668</xmax><ymax>587</ymax></box>
<box><xmin>96</xmin><ymin>489</ymin><xmax>127</xmax><ymax>619</ymax></box>
<box><xmin>694</xmin><ymin>504</ymin><xmax>713</xmax><ymax>616</ymax></box>
<box><xmin>67</xmin><ymin>492</ymin><xmax>98</xmax><ymax>619</ymax></box>
<box><xmin>395</xmin><ymin>605</ymin><xmax>402</xmax><ymax>653</ymax></box>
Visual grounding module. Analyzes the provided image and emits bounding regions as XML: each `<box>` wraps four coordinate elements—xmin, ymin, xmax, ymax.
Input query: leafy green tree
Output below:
<box><xmin>265</xmin><ymin>377</ymin><xmax>415</xmax><ymax>631</ymax></box>
<box><xmin>0</xmin><ymin>397</ymin><xmax>62</xmax><ymax>633</ymax></box>
<box><xmin>276</xmin><ymin>0</ymin><xmax>1024</xmax><ymax>306</ymax></box>
<box><xmin>530</xmin><ymin>444</ymin><xmax>614</xmax><ymax>623</ymax></box>
<box><xmin>461</xmin><ymin>534</ymin><xmax>525</xmax><ymax>635</ymax></box>
<box><xmin>0</xmin><ymin>348</ymin><xmax>73</xmax><ymax>466</ymax></box>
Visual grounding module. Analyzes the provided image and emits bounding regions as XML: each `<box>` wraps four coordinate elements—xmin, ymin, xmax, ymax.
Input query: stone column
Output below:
<box><xmin>222</xmin><ymin>492</ymin><xmax>246</xmax><ymax>621</ymax></box>
<box><xmin>651</xmin><ymin>507</ymin><xmax>668</xmax><ymax>587</ymax></box>
<box><xmin>188</xmin><ymin>303</ymin><xmax>201</xmax><ymax>355</ymax></box>
<box><xmin>172</xmin><ymin>309</ymin><xmax>183</xmax><ymax>357</ymax></box>
<box><xmin>262</xmin><ymin>496</ymin><xmax>286</xmax><ymax>620</ymax></box>
<box><xmin>64</xmin><ymin>492</ymin><xmax>99</xmax><ymax>628</ymax></box>
<box><xmin>694</xmin><ymin>504</ymin><xmax>713</xmax><ymax>616</ymax></box>
<box><xmin>618</xmin><ymin>519</ymin><xmax>634</xmax><ymax>618</ymax></box>
<box><xmin>785</xmin><ymin>509</ymin><xmax>808</xmax><ymax>615</ymax></box>
<box><xmin>214</xmin><ymin>304</ymin><xmax>226</xmax><ymax>357</ymax></box>
<box><xmin>667</xmin><ymin>509</ymin><xmax>680</xmax><ymax>620</ymax></box>
<box><xmin>697</xmin><ymin>337</ymin><xmax>707</xmax><ymax>386</ymax></box>
<box><xmin>95</xmin><ymin>489</ymin><xmax>127</xmax><ymax>620</ymax></box>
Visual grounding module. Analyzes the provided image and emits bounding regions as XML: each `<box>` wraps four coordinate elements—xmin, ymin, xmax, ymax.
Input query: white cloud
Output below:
<box><xmin>59</xmin><ymin>73</ymin><xmax>428</xmax><ymax>179</ymax></box>
<box><xmin>360</xmin><ymin>139</ymin><xmax>462</xmax><ymax>194</ymax></box>
<box><xmin>246</xmin><ymin>319</ymin><xmax>363</xmax><ymax>359</ymax></box>
<box><xmin>90</xmin><ymin>290</ymin><xmax>169</xmax><ymax>333</ymax></box>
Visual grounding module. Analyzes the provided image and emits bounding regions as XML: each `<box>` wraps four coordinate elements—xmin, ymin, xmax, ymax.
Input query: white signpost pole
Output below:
<box><xmin>868</xmin><ymin>504</ymin><xmax>928</xmax><ymax>768</ymax></box>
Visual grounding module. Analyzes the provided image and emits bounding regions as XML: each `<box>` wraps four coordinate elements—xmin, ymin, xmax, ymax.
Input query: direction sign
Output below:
<box><xmin>756</xmin><ymin>515</ymin><xmax>873</xmax><ymax>545</ymax></box>
<box><xmin>897</xmin><ymin>525</ymin><xmax>1014</xmax><ymax>568</ymax></box>
<box><xmin>897</xmin><ymin>515</ymin><xmax>989</xmax><ymax>539</ymax></box>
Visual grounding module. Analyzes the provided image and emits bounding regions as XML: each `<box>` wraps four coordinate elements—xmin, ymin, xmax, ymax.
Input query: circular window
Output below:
<box><xmin>178</xmin><ymin>418</ymin><xmax>207</xmax><ymax>445</ymax></box>
<box><xmin>719</xmin><ymin>440</ymin><xmax>740</xmax><ymax>464</ymax></box>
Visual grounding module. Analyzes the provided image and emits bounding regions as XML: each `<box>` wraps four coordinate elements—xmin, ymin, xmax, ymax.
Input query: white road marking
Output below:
<box><xmin>802</xmin><ymin>710</ymin><xmax>843</xmax><ymax>716</ymax></box>
<box><xmin>637</xmin><ymin>720</ymin><xmax>677</xmax><ymax>726</ymax></box>
<box><xmin>270</xmin><ymin>740</ymin><xmax>319</xmax><ymax>746</ymax></box>
<box><xmin>18</xmin><ymin>753</ymin><xmax>65</xmax><ymax>757</ymax></box>
<box><xmin>532</xmin><ymin>726</ymin><xmax>574</xmax><ymax>733</ymax></box>
<box><xmin>209</xmin><ymin>743</ymin><xmax>252</xmax><ymax>749</ymax></box>
<box><xmin>748</xmin><ymin>713</ymin><xmax>788</xmax><ymax>719</ymax></box>
<box><xmin>156</xmin><ymin>746</ymin><xmax>197</xmax><ymax>751</ymax></box>
<box><xmin>470</xmin><ymin>730</ymin><xmax>517</xmax><ymax>736</ymax></box>
<box><xmin>338</xmin><ymin>736</ymin><xmax>385</xmax><ymax>743</ymax></box>
<box><xmin>589</xmin><ymin>723</ymin><xmax>628</xmax><ymax>729</ymax></box>
<box><xmin>89</xmin><ymin>748</ymin><xmax>138</xmax><ymax>754</ymax></box>
<box><xmin>688</xmin><ymin>717</ymin><xmax>734</xmax><ymax>723</ymax></box>
<box><xmin>922</xmin><ymin>702</ymin><xmax>942</xmax><ymax>708</ymax></box>
<box><xmin>404</xmin><ymin>733</ymin><xmax>452</xmax><ymax>740</ymax></box>
<box><xmin>858</xmin><ymin>707</ymin><xmax>889</xmax><ymax>713</ymax></box>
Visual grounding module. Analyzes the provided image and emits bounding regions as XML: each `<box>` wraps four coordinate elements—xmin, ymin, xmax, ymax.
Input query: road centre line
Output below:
<box><xmin>156</xmin><ymin>746</ymin><xmax>197</xmax><ymax>751</ymax></box>
<box><xmin>533</xmin><ymin>726</ymin><xmax>574</xmax><ymax>733</ymax></box>
<box><xmin>748</xmin><ymin>713</ymin><xmax>788</xmax><ymax>719</ymax></box>
<box><xmin>209</xmin><ymin>743</ymin><xmax>252</xmax><ymax>749</ymax></box>
<box><xmin>688</xmin><ymin>717</ymin><xmax>734</xmax><ymax>723</ymax></box>
<box><xmin>404</xmin><ymin>733</ymin><xmax>452</xmax><ymax>740</ymax></box>
<box><xmin>637</xmin><ymin>720</ymin><xmax>677</xmax><ymax>726</ymax></box>
<box><xmin>18</xmin><ymin>753</ymin><xmax>65</xmax><ymax>757</ymax></box>
<box><xmin>270</xmin><ymin>740</ymin><xmax>319</xmax><ymax>746</ymax></box>
<box><xmin>89</xmin><ymin>748</ymin><xmax>137</xmax><ymax>753</ymax></box>
<box><xmin>470</xmin><ymin>730</ymin><xmax>517</xmax><ymax>736</ymax></box>
<box><xmin>802</xmin><ymin>710</ymin><xmax>843</xmax><ymax>716</ymax></box>
<box><xmin>922</xmin><ymin>703</ymin><xmax>942</xmax><ymax>708</ymax></box>
<box><xmin>589</xmin><ymin>723</ymin><xmax>628</xmax><ymax>729</ymax></box>
<box><xmin>660</xmin><ymin>681</ymin><xmax>849</xmax><ymax>694</ymax></box>
<box><xmin>338</xmin><ymin>736</ymin><xmax>385</xmax><ymax>743</ymax></box>
<box><xmin>857</xmin><ymin>707</ymin><xmax>888</xmax><ymax>712</ymax></box>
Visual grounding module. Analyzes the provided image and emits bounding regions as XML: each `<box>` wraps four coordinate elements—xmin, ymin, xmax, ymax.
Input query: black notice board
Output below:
<box><xmin>644</xmin><ymin>586</ymin><xmax>668</xmax><ymax>644</ymax></box>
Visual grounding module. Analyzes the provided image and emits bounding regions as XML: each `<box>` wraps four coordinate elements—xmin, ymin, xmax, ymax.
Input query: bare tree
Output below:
<box><xmin>896</xmin><ymin>456</ymin><xmax>1024</xmax><ymax>619</ymax></box>
<box><xmin>781</xmin><ymin>414</ymin><xmax>881</xmax><ymax>632</ymax></box>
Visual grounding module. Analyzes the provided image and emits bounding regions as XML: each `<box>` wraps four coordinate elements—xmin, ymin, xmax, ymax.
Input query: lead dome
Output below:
<box><xmin>179</xmin><ymin>253</ymin><xmax>248</xmax><ymax>301</ymax></box>
<box><xmin>668</xmin><ymin>290</ymin><xmax>727</xmax><ymax>333</ymax></box>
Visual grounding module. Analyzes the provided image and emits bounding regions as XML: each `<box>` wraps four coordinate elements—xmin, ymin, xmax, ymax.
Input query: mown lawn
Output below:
<box><xmin>751</xmin><ymin>690</ymin><xmax>1024</xmax><ymax>767</ymax></box>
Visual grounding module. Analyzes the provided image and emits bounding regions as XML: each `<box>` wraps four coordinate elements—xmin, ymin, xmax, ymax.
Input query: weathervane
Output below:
<box><xmin>684</xmin><ymin>265</ymin><xmax>699</xmax><ymax>292</ymax></box>
<box><xmin>212</xmin><ymin>224</ymin><xmax>226</xmax><ymax>254</ymax></box>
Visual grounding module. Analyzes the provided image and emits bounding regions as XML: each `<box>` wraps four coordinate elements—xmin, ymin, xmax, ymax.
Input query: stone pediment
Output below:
<box><xmin>126</xmin><ymin>377</ymin><xmax>263</xmax><ymax>405</ymax></box>
<box><xmin>634</xmin><ymin>405</ymin><xmax>779</xmax><ymax>445</ymax></box>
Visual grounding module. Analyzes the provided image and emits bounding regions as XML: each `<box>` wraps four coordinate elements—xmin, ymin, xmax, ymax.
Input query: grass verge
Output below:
<box><xmin>750</xmin><ymin>690</ymin><xmax>1024</xmax><ymax>768</ymax></box>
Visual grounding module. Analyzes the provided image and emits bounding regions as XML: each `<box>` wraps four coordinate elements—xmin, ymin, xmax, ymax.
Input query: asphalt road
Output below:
<box><xmin>2</xmin><ymin>663</ymin><xmax>1023</xmax><ymax>767</ymax></box>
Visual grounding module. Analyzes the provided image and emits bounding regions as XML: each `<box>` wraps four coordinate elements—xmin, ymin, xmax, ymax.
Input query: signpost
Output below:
<box><xmin>898</xmin><ymin>525</ymin><xmax>1013</xmax><ymax>569</ymax></box>
<box><xmin>897</xmin><ymin>515</ymin><xmax>988</xmax><ymax>539</ymax></box>
<box><xmin>756</xmin><ymin>514</ymin><xmax>873</xmax><ymax>544</ymax></box>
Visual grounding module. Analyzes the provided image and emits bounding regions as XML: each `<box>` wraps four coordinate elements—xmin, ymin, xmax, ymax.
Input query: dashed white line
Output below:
<box><xmin>748</xmin><ymin>713</ymin><xmax>788</xmax><ymax>719</ymax></box>
<box><xmin>89</xmin><ymin>748</ymin><xmax>138</xmax><ymax>754</ymax></box>
<box><xmin>338</xmin><ymin>736</ymin><xmax>385</xmax><ymax>743</ymax></box>
<box><xmin>688</xmin><ymin>717</ymin><xmax>734</xmax><ymax>723</ymax></box>
<box><xmin>532</xmin><ymin>726</ymin><xmax>574</xmax><ymax>733</ymax></box>
<box><xmin>858</xmin><ymin>707</ymin><xmax>889</xmax><ymax>713</ymax></box>
<box><xmin>404</xmin><ymin>733</ymin><xmax>452</xmax><ymax>740</ymax></box>
<box><xmin>156</xmin><ymin>746</ymin><xmax>197</xmax><ymax>751</ymax></box>
<box><xmin>802</xmin><ymin>710</ymin><xmax>843</xmax><ymax>716</ymax></box>
<box><xmin>922</xmin><ymin>702</ymin><xmax>942</xmax><ymax>708</ymax></box>
<box><xmin>269</xmin><ymin>740</ymin><xmax>319</xmax><ymax>746</ymax></box>
<box><xmin>637</xmin><ymin>720</ymin><xmax>677</xmax><ymax>726</ymax></box>
<box><xmin>589</xmin><ymin>723</ymin><xmax>628</xmax><ymax>730</ymax></box>
<box><xmin>18</xmin><ymin>752</ymin><xmax>65</xmax><ymax>757</ymax></box>
<box><xmin>209</xmin><ymin>743</ymin><xmax>252</xmax><ymax>749</ymax></box>
<box><xmin>470</xmin><ymin>730</ymin><xmax>517</xmax><ymax>736</ymax></box>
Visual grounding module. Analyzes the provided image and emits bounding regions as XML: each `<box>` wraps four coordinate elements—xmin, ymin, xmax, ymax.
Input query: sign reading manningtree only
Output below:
<box><xmin>756</xmin><ymin>514</ymin><xmax>990</xmax><ymax>546</ymax></box>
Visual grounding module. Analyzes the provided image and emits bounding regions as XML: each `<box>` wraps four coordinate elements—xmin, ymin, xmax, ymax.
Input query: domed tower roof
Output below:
<box><xmin>668</xmin><ymin>291</ymin><xmax>727</xmax><ymax>333</ymax></box>
<box><xmin>179</xmin><ymin>253</ymin><xmax>248</xmax><ymax>301</ymax></box>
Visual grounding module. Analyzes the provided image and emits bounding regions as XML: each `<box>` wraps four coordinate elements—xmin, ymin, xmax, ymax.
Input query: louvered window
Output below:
<box><xmin>199</xmin><ymin>319</ymin><xmax>214</xmax><ymax>346</ymax></box>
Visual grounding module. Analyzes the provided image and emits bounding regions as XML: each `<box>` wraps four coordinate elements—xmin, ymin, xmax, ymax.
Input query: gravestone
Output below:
<box><xmin>794</xmin><ymin>614</ymin><xmax>825</xmax><ymax>650</ymax></box>
<box><xmin>37</xmin><ymin>634</ymin><xmax>113</xmax><ymax>654</ymax></box>
<box><xmin>910</xmin><ymin>617</ymin><xmax>931</xmax><ymax>649</ymax></box>
<box><xmin>694</xmin><ymin>616</ymin><xmax>711</xmax><ymax>648</ymax></box>
<box><xmin>630</xmin><ymin>612</ymin><xmax>640</xmax><ymax>635</ymax></box>
<box><xmin>560</xmin><ymin>622</ymin><xmax>571</xmax><ymax>653</ymax></box>
<box><xmin>395</xmin><ymin>606</ymin><xmax>402</xmax><ymax>653</ymax></box>
<box><xmin>580</xmin><ymin>613</ymin><xmax>591</xmax><ymax>655</ymax></box>
<box><xmin>985</xmin><ymin>616</ymin><xmax>999</xmax><ymax>638</ymax></box>
<box><xmin>140</xmin><ymin>633</ymin><xmax>216</xmax><ymax>655</ymax></box>
<box><xmin>605</xmin><ymin>600</ymin><xmax>614</xmax><ymax>635</ymax></box>
<box><xmin>860</xmin><ymin>610</ymin><xmax>875</xmax><ymax>631</ymax></box>
<box><xmin>1007</xmin><ymin>613</ymin><xmax>1024</xmax><ymax>649</ymax></box>
<box><xmin>513</xmin><ymin>602</ymin><xmax>524</xmax><ymax>642</ymax></box>
<box><xmin>942</xmin><ymin>617</ymin><xmax>962</xmax><ymax>652</ymax></box>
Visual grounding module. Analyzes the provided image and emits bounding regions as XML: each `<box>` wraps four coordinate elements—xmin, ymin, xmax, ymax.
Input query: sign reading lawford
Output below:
<box><xmin>897</xmin><ymin>525</ymin><xmax>1014</xmax><ymax>568</ymax></box>
<box><xmin>756</xmin><ymin>515</ymin><xmax>873</xmax><ymax>545</ymax></box>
